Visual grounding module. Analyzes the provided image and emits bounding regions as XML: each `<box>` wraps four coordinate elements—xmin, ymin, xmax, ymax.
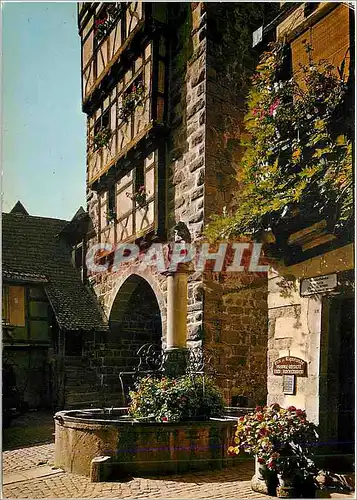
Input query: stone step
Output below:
<box><xmin>64</xmin><ymin>384</ymin><xmax>99</xmax><ymax>392</ymax></box>
<box><xmin>64</xmin><ymin>363</ymin><xmax>90</xmax><ymax>371</ymax></box>
<box><xmin>63</xmin><ymin>400</ymin><xmax>102</xmax><ymax>410</ymax></box>
<box><xmin>64</xmin><ymin>358</ymin><xmax>88</xmax><ymax>367</ymax></box>
<box><xmin>65</xmin><ymin>372</ymin><xmax>98</xmax><ymax>381</ymax></box>
<box><xmin>65</xmin><ymin>392</ymin><xmax>102</xmax><ymax>405</ymax></box>
<box><xmin>65</xmin><ymin>378</ymin><xmax>100</xmax><ymax>386</ymax></box>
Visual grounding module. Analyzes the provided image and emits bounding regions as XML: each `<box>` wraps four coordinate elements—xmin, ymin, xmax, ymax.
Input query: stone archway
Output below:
<box><xmin>109</xmin><ymin>274</ymin><xmax>163</xmax><ymax>371</ymax></box>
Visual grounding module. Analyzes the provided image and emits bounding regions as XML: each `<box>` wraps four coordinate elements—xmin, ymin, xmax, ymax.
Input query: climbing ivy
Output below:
<box><xmin>205</xmin><ymin>41</ymin><xmax>353</xmax><ymax>240</ymax></box>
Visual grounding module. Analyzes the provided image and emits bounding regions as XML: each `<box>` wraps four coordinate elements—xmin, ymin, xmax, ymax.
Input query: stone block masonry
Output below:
<box><xmin>83</xmin><ymin>3</ymin><xmax>274</xmax><ymax>407</ymax></box>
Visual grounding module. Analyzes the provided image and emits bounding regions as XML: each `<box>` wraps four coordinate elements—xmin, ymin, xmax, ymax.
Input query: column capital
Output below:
<box><xmin>161</xmin><ymin>262</ymin><xmax>194</xmax><ymax>276</ymax></box>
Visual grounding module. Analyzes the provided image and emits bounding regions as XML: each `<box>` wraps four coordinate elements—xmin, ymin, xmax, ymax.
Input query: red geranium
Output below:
<box><xmin>228</xmin><ymin>403</ymin><xmax>318</xmax><ymax>474</ymax></box>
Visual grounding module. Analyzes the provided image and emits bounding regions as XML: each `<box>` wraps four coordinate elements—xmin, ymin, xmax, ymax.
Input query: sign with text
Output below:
<box><xmin>273</xmin><ymin>356</ymin><xmax>307</xmax><ymax>376</ymax></box>
<box><xmin>300</xmin><ymin>273</ymin><xmax>337</xmax><ymax>296</ymax></box>
<box><xmin>283</xmin><ymin>375</ymin><xmax>296</xmax><ymax>395</ymax></box>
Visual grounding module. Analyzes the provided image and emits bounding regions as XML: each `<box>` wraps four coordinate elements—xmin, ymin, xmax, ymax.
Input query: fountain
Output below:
<box><xmin>54</xmin><ymin>345</ymin><xmax>250</xmax><ymax>479</ymax></box>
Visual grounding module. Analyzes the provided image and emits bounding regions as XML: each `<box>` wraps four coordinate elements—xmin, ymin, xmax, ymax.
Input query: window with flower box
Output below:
<box><xmin>80</xmin><ymin>2</ymin><xmax>145</xmax><ymax>102</ymax></box>
<box><xmin>98</xmin><ymin>150</ymin><xmax>157</xmax><ymax>242</ymax></box>
<box><xmin>87</xmin><ymin>39</ymin><xmax>167</xmax><ymax>186</ymax></box>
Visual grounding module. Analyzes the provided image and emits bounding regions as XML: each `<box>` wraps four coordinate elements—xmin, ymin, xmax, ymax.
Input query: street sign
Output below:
<box><xmin>283</xmin><ymin>375</ymin><xmax>296</xmax><ymax>395</ymax></box>
<box><xmin>273</xmin><ymin>356</ymin><xmax>307</xmax><ymax>376</ymax></box>
<box><xmin>300</xmin><ymin>273</ymin><xmax>337</xmax><ymax>296</ymax></box>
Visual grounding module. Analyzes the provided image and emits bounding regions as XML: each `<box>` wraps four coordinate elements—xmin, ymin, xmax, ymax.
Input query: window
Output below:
<box><xmin>304</xmin><ymin>3</ymin><xmax>319</xmax><ymax>17</ymax></box>
<box><xmin>2</xmin><ymin>285</ymin><xmax>9</xmax><ymax>324</ymax></box>
<box><xmin>107</xmin><ymin>184</ymin><xmax>116</xmax><ymax>224</ymax></box>
<box><xmin>29</xmin><ymin>287</ymin><xmax>47</xmax><ymax>300</ymax></box>
<box><xmin>94</xmin><ymin>108</ymin><xmax>110</xmax><ymax>136</ymax></box>
<box><xmin>135</xmin><ymin>163</ymin><xmax>145</xmax><ymax>194</ymax></box>
<box><xmin>2</xmin><ymin>286</ymin><xmax>25</xmax><ymax>326</ymax></box>
<box><xmin>115</xmin><ymin>150</ymin><xmax>157</xmax><ymax>241</ymax></box>
<box><xmin>94</xmin><ymin>3</ymin><xmax>123</xmax><ymax>46</ymax></box>
<box><xmin>93</xmin><ymin>108</ymin><xmax>111</xmax><ymax>152</ymax></box>
<box><xmin>73</xmin><ymin>244</ymin><xmax>83</xmax><ymax>269</ymax></box>
<box><xmin>275</xmin><ymin>44</ymin><xmax>292</xmax><ymax>82</ymax></box>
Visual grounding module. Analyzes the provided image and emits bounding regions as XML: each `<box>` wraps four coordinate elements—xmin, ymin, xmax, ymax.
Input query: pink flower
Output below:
<box><xmin>257</xmin><ymin>457</ymin><xmax>265</xmax><ymax>464</ymax></box>
<box><xmin>287</xmin><ymin>406</ymin><xmax>297</xmax><ymax>411</ymax></box>
<box><xmin>268</xmin><ymin>99</ymin><xmax>280</xmax><ymax>116</ymax></box>
<box><xmin>267</xmin><ymin>460</ymin><xmax>276</xmax><ymax>470</ymax></box>
<box><xmin>161</xmin><ymin>416</ymin><xmax>168</xmax><ymax>422</ymax></box>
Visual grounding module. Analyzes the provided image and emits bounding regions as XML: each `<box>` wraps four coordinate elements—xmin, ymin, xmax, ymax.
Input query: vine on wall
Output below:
<box><xmin>206</xmin><ymin>41</ymin><xmax>353</xmax><ymax>240</ymax></box>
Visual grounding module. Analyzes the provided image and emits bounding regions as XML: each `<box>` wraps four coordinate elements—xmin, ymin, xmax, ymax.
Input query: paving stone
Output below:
<box><xmin>3</xmin><ymin>414</ymin><xmax>355</xmax><ymax>499</ymax></box>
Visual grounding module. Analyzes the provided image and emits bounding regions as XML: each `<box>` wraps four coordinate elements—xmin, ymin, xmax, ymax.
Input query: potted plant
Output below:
<box><xmin>118</xmin><ymin>81</ymin><xmax>145</xmax><ymax>122</ymax></box>
<box><xmin>228</xmin><ymin>404</ymin><xmax>318</xmax><ymax>497</ymax></box>
<box><xmin>93</xmin><ymin>127</ymin><xmax>112</xmax><ymax>151</ymax></box>
<box><xmin>94</xmin><ymin>17</ymin><xmax>109</xmax><ymax>41</ymax></box>
<box><xmin>128</xmin><ymin>375</ymin><xmax>224</xmax><ymax>423</ymax></box>
<box><xmin>94</xmin><ymin>5</ymin><xmax>121</xmax><ymax>42</ymax></box>
<box><xmin>126</xmin><ymin>185</ymin><xmax>147</xmax><ymax>208</ymax></box>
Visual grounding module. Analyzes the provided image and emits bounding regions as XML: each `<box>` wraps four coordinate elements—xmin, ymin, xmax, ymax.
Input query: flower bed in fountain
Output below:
<box><xmin>54</xmin><ymin>376</ymin><xmax>242</xmax><ymax>477</ymax></box>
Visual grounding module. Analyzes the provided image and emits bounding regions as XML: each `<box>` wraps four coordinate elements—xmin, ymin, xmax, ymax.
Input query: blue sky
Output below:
<box><xmin>2</xmin><ymin>2</ymin><xmax>86</xmax><ymax>220</ymax></box>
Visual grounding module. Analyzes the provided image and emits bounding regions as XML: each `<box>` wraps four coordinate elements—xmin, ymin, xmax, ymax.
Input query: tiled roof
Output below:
<box><xmin>2</xmin><ymin>210</ymin><xmax>108</xmax><ymax>332</ymax></box>
<box><xmin>3</xmin><ymin>270</ymin><xmax>48</xmax><ymax>283</ymax></box>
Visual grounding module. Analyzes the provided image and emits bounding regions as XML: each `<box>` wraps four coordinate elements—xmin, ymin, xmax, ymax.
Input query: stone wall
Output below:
<box><xmin>267</xmin><ymin>244</ymin><xmax>354</xmax><ymax>434</ymax></box>
<box><xmin>4</xmin><ymin>347</ymin><xmax>51</xmax><ymax>409</ymax></box>
<box><xmin>166</xmin><ymin>2</ymin><xmax>207</xmax><ymax>352</ymax></box>
<box><xmin>83</xmin><ymin>3</ymin><xmax>276</xmax><ymax>405</ymax></box>
<box><xmin>201</xmin><ymin>3</ymin><xmax>271</xmax><ymax>405</ymax></box>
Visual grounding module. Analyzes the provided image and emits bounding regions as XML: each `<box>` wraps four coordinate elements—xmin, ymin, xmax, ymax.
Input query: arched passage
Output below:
<box><xmin>109</xmin><ymin>274</ymin><xmax>162</xmax><ymax>371</ymax></box>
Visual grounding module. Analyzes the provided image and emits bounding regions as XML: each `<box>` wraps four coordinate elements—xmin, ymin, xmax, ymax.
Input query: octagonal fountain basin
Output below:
<box><xmin>54</xmin><ymin>408</ymin><xmax>239</xmax><ymax>477</ymax></box>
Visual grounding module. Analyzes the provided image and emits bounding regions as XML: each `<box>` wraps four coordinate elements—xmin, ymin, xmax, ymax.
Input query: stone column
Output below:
<box><xmin>164</xmin><ymin>264</ymin><xmax>190</xmax><ymax>377</ymax></box>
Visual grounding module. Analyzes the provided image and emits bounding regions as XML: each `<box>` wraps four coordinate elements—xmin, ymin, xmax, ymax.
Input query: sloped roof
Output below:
<box><xmin>2</xmin><ymin>206</ymin><xmax>108</xmax><ymax>332</ymax></box>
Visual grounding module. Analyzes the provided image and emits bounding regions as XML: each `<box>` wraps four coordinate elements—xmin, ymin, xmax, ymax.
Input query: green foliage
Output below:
<box><xmin>93</xmin><ymin>127</ymin><xmax>112</xmax><ymax>151</ymax></box>
<box><xmin>128</xmin><ymin>375</ymin><xmax>224</xmax><ymax>422</ymax></box>
<box><xmin>206</xmin><ymin>41</ymin><xmax>353</xmax><ymax>240</ymax></box>
<box><xmin>94</xmin><ymin>5</ymin><xmax>121</xmax><ymax>43</ymax></box>
<box><xmin>126</xmin><ymin>185</ymin><xmax>147</xmax><ymax>208</ymax></box>
<box><xmin>118</xmin><ymin>81</ymin><xmax>145</xmax><ymax>122</ymax></box>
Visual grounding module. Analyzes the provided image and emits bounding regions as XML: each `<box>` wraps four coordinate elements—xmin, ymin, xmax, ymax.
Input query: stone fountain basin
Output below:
<box><xmin>54</xmin><ymin>408</ymin><xmax>239</xmax><ymax>477</ymax></box>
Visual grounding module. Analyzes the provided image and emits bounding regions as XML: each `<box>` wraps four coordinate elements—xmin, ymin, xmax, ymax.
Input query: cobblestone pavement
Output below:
<box><xmin>3</xmin><ymin>411</ymin><xmax>54</xmax><ymax>451</ymax></box>
<box><xmin>3</xmin><ymin>443</ymin><xmax>55</xmax><ymax>475</ymax></box>
<box><xmin>3</xmin><ymin>445</ymin><xmax>271</xmax><ymax>499</ymax></box>
<box><xmin>2</xmin><ymin>413</ymin><xmax>355</xmax><ymax>499</ymax></box>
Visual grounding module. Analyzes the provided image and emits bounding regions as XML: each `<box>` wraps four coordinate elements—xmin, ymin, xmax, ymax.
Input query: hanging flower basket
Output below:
<box><xmin>118</xmin><ymin>82</ymin><xmax>145</xmax><ymax>122</ymax></box>
<box><xmin>93</xmin><ymin>127</ymin><xmax>111</xmax><ymax>151</ymax></box>
<box><xmin>126</xmin><ymin>185</ymin><xmax>147</xmax><ymax>208</ymax></box>
<box><xmin>94</xmin><ymin>5</ymin><xmax>121</xmax><ymax>42</ymax></box>
<box><xmin>94</xmin><ymin>18</ymin><xmax>110</xmax><ymax>41</ymax></box>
